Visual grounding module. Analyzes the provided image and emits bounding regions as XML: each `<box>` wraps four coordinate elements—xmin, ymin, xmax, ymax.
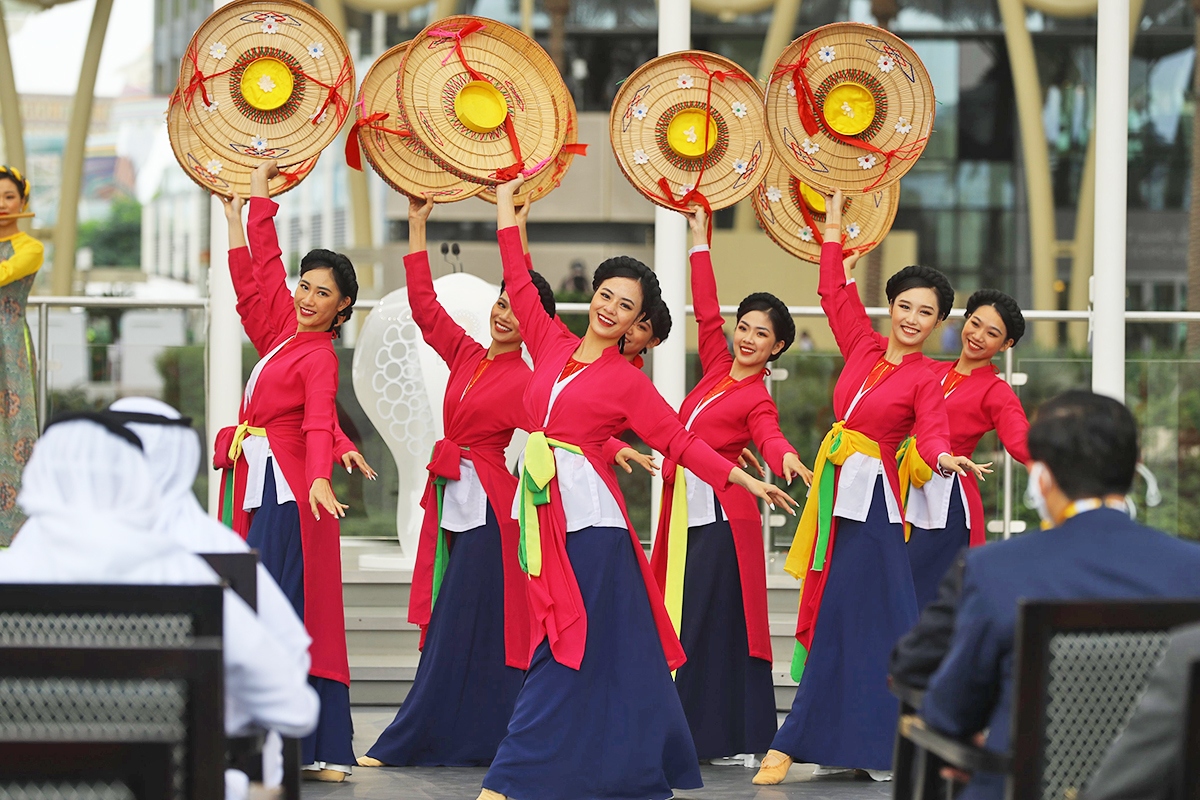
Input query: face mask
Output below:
<box><xmin>1025</xmin><ymin>462</ymin><xmax>1053</xmax><ymax>525</ymax></box>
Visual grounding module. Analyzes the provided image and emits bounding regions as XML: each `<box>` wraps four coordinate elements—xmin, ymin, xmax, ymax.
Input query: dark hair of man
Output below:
<box><xmin>885</xmin><ymin>265</ymin><xmax>955</xmax><ymax>321</ymax></box>
<box><xmin>965</xmin><ymin>289</ymin><xmax>1026</xmax><ymax>346</ymax></box>
<box><xmin>736</xmin><ymin>292</ymin><xmax>795</xmax><ymax>361</ymax></box>
<box><xmin>300</xmin><ymin>249</ymin><xmax>358</xmax><ymax>332</ymax></box>
<box><xmin>592</xmin><ymin>256</ymin><xmax>662</xmax><ymax>319</ymax></box>
<box><xmin>1026</xmin><ymin>390</ymin><xmax>1138</xmax><ymax>499</ymax></box>
<box><xmin>499</xmin><ymin>269</ymin><xmax>556</xmax><ymax>318</ymax></box>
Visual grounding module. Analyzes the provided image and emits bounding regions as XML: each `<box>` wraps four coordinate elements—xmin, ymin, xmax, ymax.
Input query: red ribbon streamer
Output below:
<box><xmin>180</xmin><ymin>44</ymin><xmax>234</xmax><ymax>112</ymax></box>
<box><xmin>773</xmin><ymin>34</ymin><xmax>929</xmax><ymax>191</ymax></box>
<box><xmin>794</xmin><ymin>194</ymin><xmax>877</xmax><ymax>256</ymax></box>
<box><xmin>344</xmin><ymin>111</ymin><xmax>412</xmax><ymax>171</ymax></box>
<box><xmin>300</xmin><ymin>56</ymin><xmax>355</xmax><ymax>130</ymax></box>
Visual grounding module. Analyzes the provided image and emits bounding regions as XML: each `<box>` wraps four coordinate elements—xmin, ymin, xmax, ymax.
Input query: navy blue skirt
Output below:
<box><xmin>771</xmin><ymin>481</ymin><xmax>919</xmax><ymax>770</ymax></box>
<box><xmin>248</xmin><ymin>462</ymin><xmax>355</xmax><ymax>767</ymax></box>
<box><xmin>483</xmin><ymin>525</ymin><xmax>702</xmax><ymax>800</ymax></box>
<box><xmin>907</xmin><ymin>479</ymin><xmax>970</xmax><ymax>611</ymax></box>
<box><xmin>674</xmin><ymin>508</ymin><xmax>776</xmax><ymax>760</ymax></box>
<box><xmin>366</xmin><ymin>504</ymin><xmax>524</xmax><ymax>766</ymax></box>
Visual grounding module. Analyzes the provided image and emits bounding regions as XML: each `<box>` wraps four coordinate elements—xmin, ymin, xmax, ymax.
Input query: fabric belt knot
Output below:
<box><xmin>518</xmin><ymin>432</ymin><xmax>582</xmax><ymax>577</ymax></box>
<box><xmin>426</xmin><ymin>437</ymin><xmax>467</xmax><ymax>608</ymax></box>
<box><xmin>896</xmin><ymin>435</ymin><xmax>933</xmax><ymax>542</ymax></box>
<box><xmin>227</xmin><ymin>421</ymin><xmax>267</xmax><ymax>463</ymax></box>
<box><xmin>784</xmin><ymin>420</ymin><xmax>880</xmax><ymax>680</ymax></box>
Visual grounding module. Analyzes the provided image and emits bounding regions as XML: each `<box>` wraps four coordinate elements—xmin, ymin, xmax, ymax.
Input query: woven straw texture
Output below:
<box><xmin>168</xmin><ymin>89</ymin><xmax>317</xmax><ymax>197</ymax></box>
<box><xmin>765</xmin><ymin>22</ymin><xmax>933</xmax><ymax>193</ymax></box>
<box><xmin>752</xmin><ymin>153</ymin><xmax>898</xmax><ymax>263</ymax></box>
<box><xmin>177</xmin><ymin>0</ymin><xmax>355</xmax><ymax>168</ymax></box>
<box><xmin>354</xmin><ymin>42</ymin><xmax>482</xmax><ymax>203</ymax></box>
<box><xmin>399</xmin><ymin>15</ymin><xmax>569</xmax><ymax>186</ymax></box>
<box><xmin>478</xmin><ymin>92</ymin><xmax>582</xmax><ymax>206</ymax></box>
<box><xmin>609</xmin><ymin>50</ymin><xmax>770</xmax><ymax>212</ymax></box>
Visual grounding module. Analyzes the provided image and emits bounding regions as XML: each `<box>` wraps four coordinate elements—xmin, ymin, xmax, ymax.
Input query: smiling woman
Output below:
<box><xmin>213</xmin><ymin>161</ymin><xmax>373</xmax><ymax>783</ymax></box>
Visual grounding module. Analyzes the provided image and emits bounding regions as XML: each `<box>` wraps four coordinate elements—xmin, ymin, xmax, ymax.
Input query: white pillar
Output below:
<box><xmin>650</xmin><ymin>0</ymin><xmax>691</xmax><ymax>530</ymax></box>
<box><xmin>1091</xmin><ymin>0</ymin><xmax>1130</xmax><ymax>402</ymax></box>
<box><xmin>206</xmin><ymin>194</ymin><xmax>242</xmax><ymax>516</ymax></box>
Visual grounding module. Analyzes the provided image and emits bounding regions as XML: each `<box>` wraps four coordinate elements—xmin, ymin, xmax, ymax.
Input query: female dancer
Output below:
<box><xmin>653</xmin><ymin>205</ymin><xmax>812</xmax><ymax>763</ymax></box>
<box><xmin>754</xmin><ymin>189</ymin><xmax>988</xmax><ymax>783</ymax></box>
<box><xmin>0</xmin><ymin>166</ymin><xmax>41</xmax><ymax>541</ymax></box>
<box><xmin>479</xmin><ymin>177</ymin><xmax>797</xmax><ymax>800</ymax></box>
<box><xmin>357</xmin><ymin>196</ymin><xmax>556</xmax><ymax>767</ymax></box>
<box><xmin>904</xmin><ymin>289</ymin><xmax>1028</xmax><ymax>609</ymax></box>
<box><xmin>217</xmin><ymin>161</ymin><xmax>358</xmax><ymax>781</ymax></box>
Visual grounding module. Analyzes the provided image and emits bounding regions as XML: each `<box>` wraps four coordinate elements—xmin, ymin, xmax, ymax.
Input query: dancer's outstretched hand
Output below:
<box><xmin>221</xmin><ymin>194</ymin><xmax>244</xmax><ymax>220</ymax></box>
<box><xmin>728</xmin><ymin>469</ymin><xmax>800</xmax><ymax>514</ymax></box>
<box><xmin>615</xmin><ymin>447</ymin><xmax>658</xmax><ymax>476</ymax></box>
<box><xmin>309</xmin><ymin>478</ymin><xmax>348</xmax><ymax>521</ymax></box>
<box><xmin>938</xmin><ymin>454</ymin><xmax>994</xmax><ymax>482</ymax></box>
<box><xmin>738</xmin><ymin>447</ymin><xmax>765</xmax><ymax>478</ymax></box>
<box><xmin>782</xmin><ymin>452</ymin><xmax>814</xmax><ymax>487</ymax></box>
<box><xmin>341</xmin><ymin>450</ymin><xmax>377</xmax><ymax>481</ymax></box>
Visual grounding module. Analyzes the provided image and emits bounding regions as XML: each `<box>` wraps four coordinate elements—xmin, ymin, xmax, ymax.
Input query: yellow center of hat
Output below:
<box><xmin>823</xmin><ymin>82</ymin><xmax>875</xmax><ymax>136</ymax></box>
<box><xmin>455</xmin><ymin>80</ymin><xmax>509</xmax><ymax>134</ymax></box>
<box><xmin>797</xmin><ymin>180</ymin><xmax>826</xmax><ymax>214</ymax></box>
<box><xmin>241</xmin><ymin>58</ymin><xmax>295</xmax><ymax>111</ymax></box>
<box><xmin>666</xmin><ymin>109</ymin><xmax>719</xmax><ymax>158</ymax></box>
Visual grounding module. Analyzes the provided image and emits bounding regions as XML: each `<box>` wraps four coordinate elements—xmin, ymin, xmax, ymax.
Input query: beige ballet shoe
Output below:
<box><xmin>301</xmin><ymin>769</ymin><xmax>347</xmax><ymax>783</ymax></box>
<box><xmin>751</xmin><ymin>750</ymin><xmax>793</xmax><ymax>785</ymax></box>
<box><xmin>476</xmin><ymin>790</ymin><xmax>508</xmax><ymax>800</ymax></box>
<box><xmin>356</xmin><ymin>756</ymin><xmax>385</xmax><ymax>767</ymax></box>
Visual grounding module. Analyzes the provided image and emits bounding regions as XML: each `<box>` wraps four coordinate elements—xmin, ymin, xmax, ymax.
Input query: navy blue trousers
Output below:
<box><xmin>366</xmin><ymin>505</ymin><xmax>524</xmax><ymax>766</ymax></box>
<box><xmin>674</xmin><ymin>509</ymin><xmax>776</xmax><ymax>760</ymax></box>
<box><xmin>772</xmin><ymin>481</ymin><xmax>919</xmax><ymax>770</ymax></box>
<box><xmin>907</xmin><ymin>479</ymin><xmax>970</xmax><ymax>611</ymax></box>
<box><xmin>484</xmin><ymin>525</ymin><xmax>702</xmax><ymax>800</ymax></box>
<box><xmin>247</xmin><ymin>462</ymin><xmax>355</xmax><ymax>767</ymax></box>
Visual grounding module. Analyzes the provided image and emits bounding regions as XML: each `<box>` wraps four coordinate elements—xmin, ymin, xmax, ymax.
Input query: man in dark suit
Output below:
<box><xmin>920</xmin><ymin>391</ymin><xmax>1200</xmax><ymax>800</ymax></box>
<box><xmin>1083</xmin><ymin>622</ymin><xmax>1200</xmax><ymax>800</ymax></box>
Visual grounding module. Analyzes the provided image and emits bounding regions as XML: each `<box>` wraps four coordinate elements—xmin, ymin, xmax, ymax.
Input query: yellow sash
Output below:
<box><xmin>784</xmin><ymin>421</ymin><xmax>881</xmax><ymax>580</ymax></box>
<box><xmin>895</xmin><ymin>436</ymin><xmax>934</xmax><ymax>541</ymax></box>
<box><xmin>227</xmin><ymin>421</ymin><xmax>268</xmax><ymax>463</ymax></box>
<box><xmin>518</xmin><ymin>432</ymin><xmax>583</xmax><ymax>577</ymax></box>
<box><xmin>663</xmin><ymin>466</ymin><xmax>690</xmax><ymax>639</ymax></box>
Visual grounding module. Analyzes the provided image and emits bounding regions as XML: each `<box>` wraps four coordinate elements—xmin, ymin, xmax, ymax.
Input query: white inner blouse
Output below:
<box><xmin>241</xmin><ymin>337</ymin><xmax>297</xmax><ymax>511</ymax></box>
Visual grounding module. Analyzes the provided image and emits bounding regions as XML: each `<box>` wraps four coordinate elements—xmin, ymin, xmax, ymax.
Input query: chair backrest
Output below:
<box><xmin>1010</xmin><ymin>599</ymin><xmax>1200</xmax><ymax>800</ymax></box>
<box><xmin>0</xmin><ymin>585</ymin><xmax>223</xmax><ymax>647</ymax></box>
<box><xmin>199</xmin><ymin>552</ymin><xmax>258</xmax><ymax>611</ymax></box>
<box><xmin>0</xmin><ymin>644</ymin><xmax>224</xmax><ymax>800</ymax></box>
<box><xmin>1183</xmin><ymin>660</ymin><xmax>1200</xmax><ymax>800</ymax></box>
<box><xmin>0</xmin><ymin>742</ymin><xmax>177</xmax><ymax>799</ymax></box>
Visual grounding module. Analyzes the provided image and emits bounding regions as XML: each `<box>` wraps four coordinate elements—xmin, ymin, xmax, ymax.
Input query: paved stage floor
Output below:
<box><xmin>300</xmin><ymin>707</ymin><xmax>894</xmax><ymax>800</ymax></box>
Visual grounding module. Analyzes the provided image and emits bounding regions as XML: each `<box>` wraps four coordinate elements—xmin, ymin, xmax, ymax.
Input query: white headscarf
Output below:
<box><xmin>2</xmin><ymin>418</ymin><xmax>210</xmax><ymax>584</ymax></box>
<box><xmin>108</xmin><ymin>396</ymin><xmax>243</xmax><ymax>553</ymax></box>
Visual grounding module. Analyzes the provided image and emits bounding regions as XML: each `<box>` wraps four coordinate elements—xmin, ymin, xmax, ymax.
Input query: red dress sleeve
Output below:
<box><xmin>818</xmin><ymin>240</ymin><xmax>876</xmax><ymax>361</ymax></box>
<box><xmin>522</xmin><ymin>247</ymin><xmax>572</xmax><ymax>335</ymax></box>
<box><xmin>625</xmin><ymin>370</ymin><xmax>734</xmax><ymax>490</ymax></box>
<box><xmin>499</xmin><ymin>226</ymin><xmax>572</xmax><ymax>360</ymax></box>
<box><xmin>747</xmin><ymin>397</ymin><xmax>797</xmax><ymax>475</ymax></box>
<box><xmin>247</xmin><ymin>197</ymin><xmax>297</xmax><ymax>339</ymax></box>
<box><xmin>602</xmin><ymin>436</ymin><xmax>627</xmax><ymax>465</ymax></box>
<box><xmin>985</xmin><ymin>382</ymin><xmax>1030</xmax><ymax>464</ymax></box>
<box><xmin>690</xmin><ymin>249</ymin><xmax>732</xmax><ymax>376</ymax></box>
<box><xmin>228</xmin><ymin>246</ymin><xmax>277</xmax><ymax>356</ymax></box>
<box><xmin>405</xmin><ymin>250</ymin><xmax>476</xmax><ymax>368</ymax></box>
<box><xmin>300</xmin><ymin>348</ymin><xmax>339</xmax><ymax>488</ymax></box>
<box><xmin>911</xmin><ymin>371</ymin><xmax>954</xmax><ymax>468</ymax></box>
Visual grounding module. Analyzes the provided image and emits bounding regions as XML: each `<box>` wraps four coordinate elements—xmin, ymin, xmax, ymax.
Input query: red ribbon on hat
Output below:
<box><xmin>794</xmin><ymin>190</ymin><xmax>877</xmax><ymax>256</ymax></box>
<box><xmin>299</xmin><ymin>56</ymin><xmax>355</xmax><ymax>130</ymax></box>
<box><xmin>344</xmin><ymin>111</ymin><xmax>412</xmax><ymax>171</ymax></box>
<box><xmin>773</xmin><ymin>33</ymin><xmax>928</xmax><ymax>191</ymax></box>
<box><xmin>180</xmin><ymin>43</ymin><xmax>234</xmax><ymax>112</ymax></box>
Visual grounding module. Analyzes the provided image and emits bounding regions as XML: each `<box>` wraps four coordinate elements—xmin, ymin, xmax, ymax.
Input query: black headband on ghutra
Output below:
<box><xmin>43</xmin><ymin>411</ymin><xmax>145</xmax><ymax>451</ymax></box>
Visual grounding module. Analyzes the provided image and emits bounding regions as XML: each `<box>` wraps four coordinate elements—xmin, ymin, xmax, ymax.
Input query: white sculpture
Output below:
<box><xmin>352</xmin><ymin>271</ymin><xmax>527</xmax><ymax>562</ymax></box>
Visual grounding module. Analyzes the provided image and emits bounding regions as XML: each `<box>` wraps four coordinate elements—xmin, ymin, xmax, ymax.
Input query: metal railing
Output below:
<box><xmin>28</xmin><ymin>294</ymin><xmax>1200</xmax><ymax>544</ymax></box>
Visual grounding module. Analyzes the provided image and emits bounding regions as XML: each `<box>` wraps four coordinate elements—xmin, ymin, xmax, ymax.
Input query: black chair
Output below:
<box><xmin>0</xmin><ymin>644</ymin><xmax>224</xmax><ymax>799</ymax></box>
<box><xmin>200</xmin><ymin>552</ymin><xmax>259</xmax><ymax>611</ymax></box>
<box><xmin>893</xmin><ymin>599</ymin><xmax>1200</xmax><ymax>800</ymax></box>
<box><xmin>1182</xmin><ymin>660</ymin><xmax>1200</xmax><ymax>800</ymax></box>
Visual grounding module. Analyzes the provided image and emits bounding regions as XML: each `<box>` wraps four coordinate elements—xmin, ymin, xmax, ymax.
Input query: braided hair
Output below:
<box><xmin>0</xmin><ymin>166</ymin><xmax>31</xmax><ymax>209</ymax></box>
<box><xmin>965</xmin><ymin>288</ymin><xmax>1025</xmax><ymax>346</ymax></box>
<box><xmin>499</xmin><ymin>269</ymin><xmax>557</xmax><ymax>318</ymax></box>
<box><xmin>300</xmin><ymin>248</ymin><xmax>358</xmax><ymax>334</ymax></box>
<box><xmin>885</xmin><ymin>265</ymin><xmax>955</xmax><ymax>321</ymax></box>
<box><xmin>646</xmin><ymin>299</ymin><xmax>672</xmax><ymax>344</ymax></box>
<box><xmin>736</xmin><ymin>292</ymin><xmax>795</xmax><ymax>361</ymax></box>
<box><xmin>592</xmin><ymin>255</ymin><xmax>662</xmax><ymax>320</ymax></box>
